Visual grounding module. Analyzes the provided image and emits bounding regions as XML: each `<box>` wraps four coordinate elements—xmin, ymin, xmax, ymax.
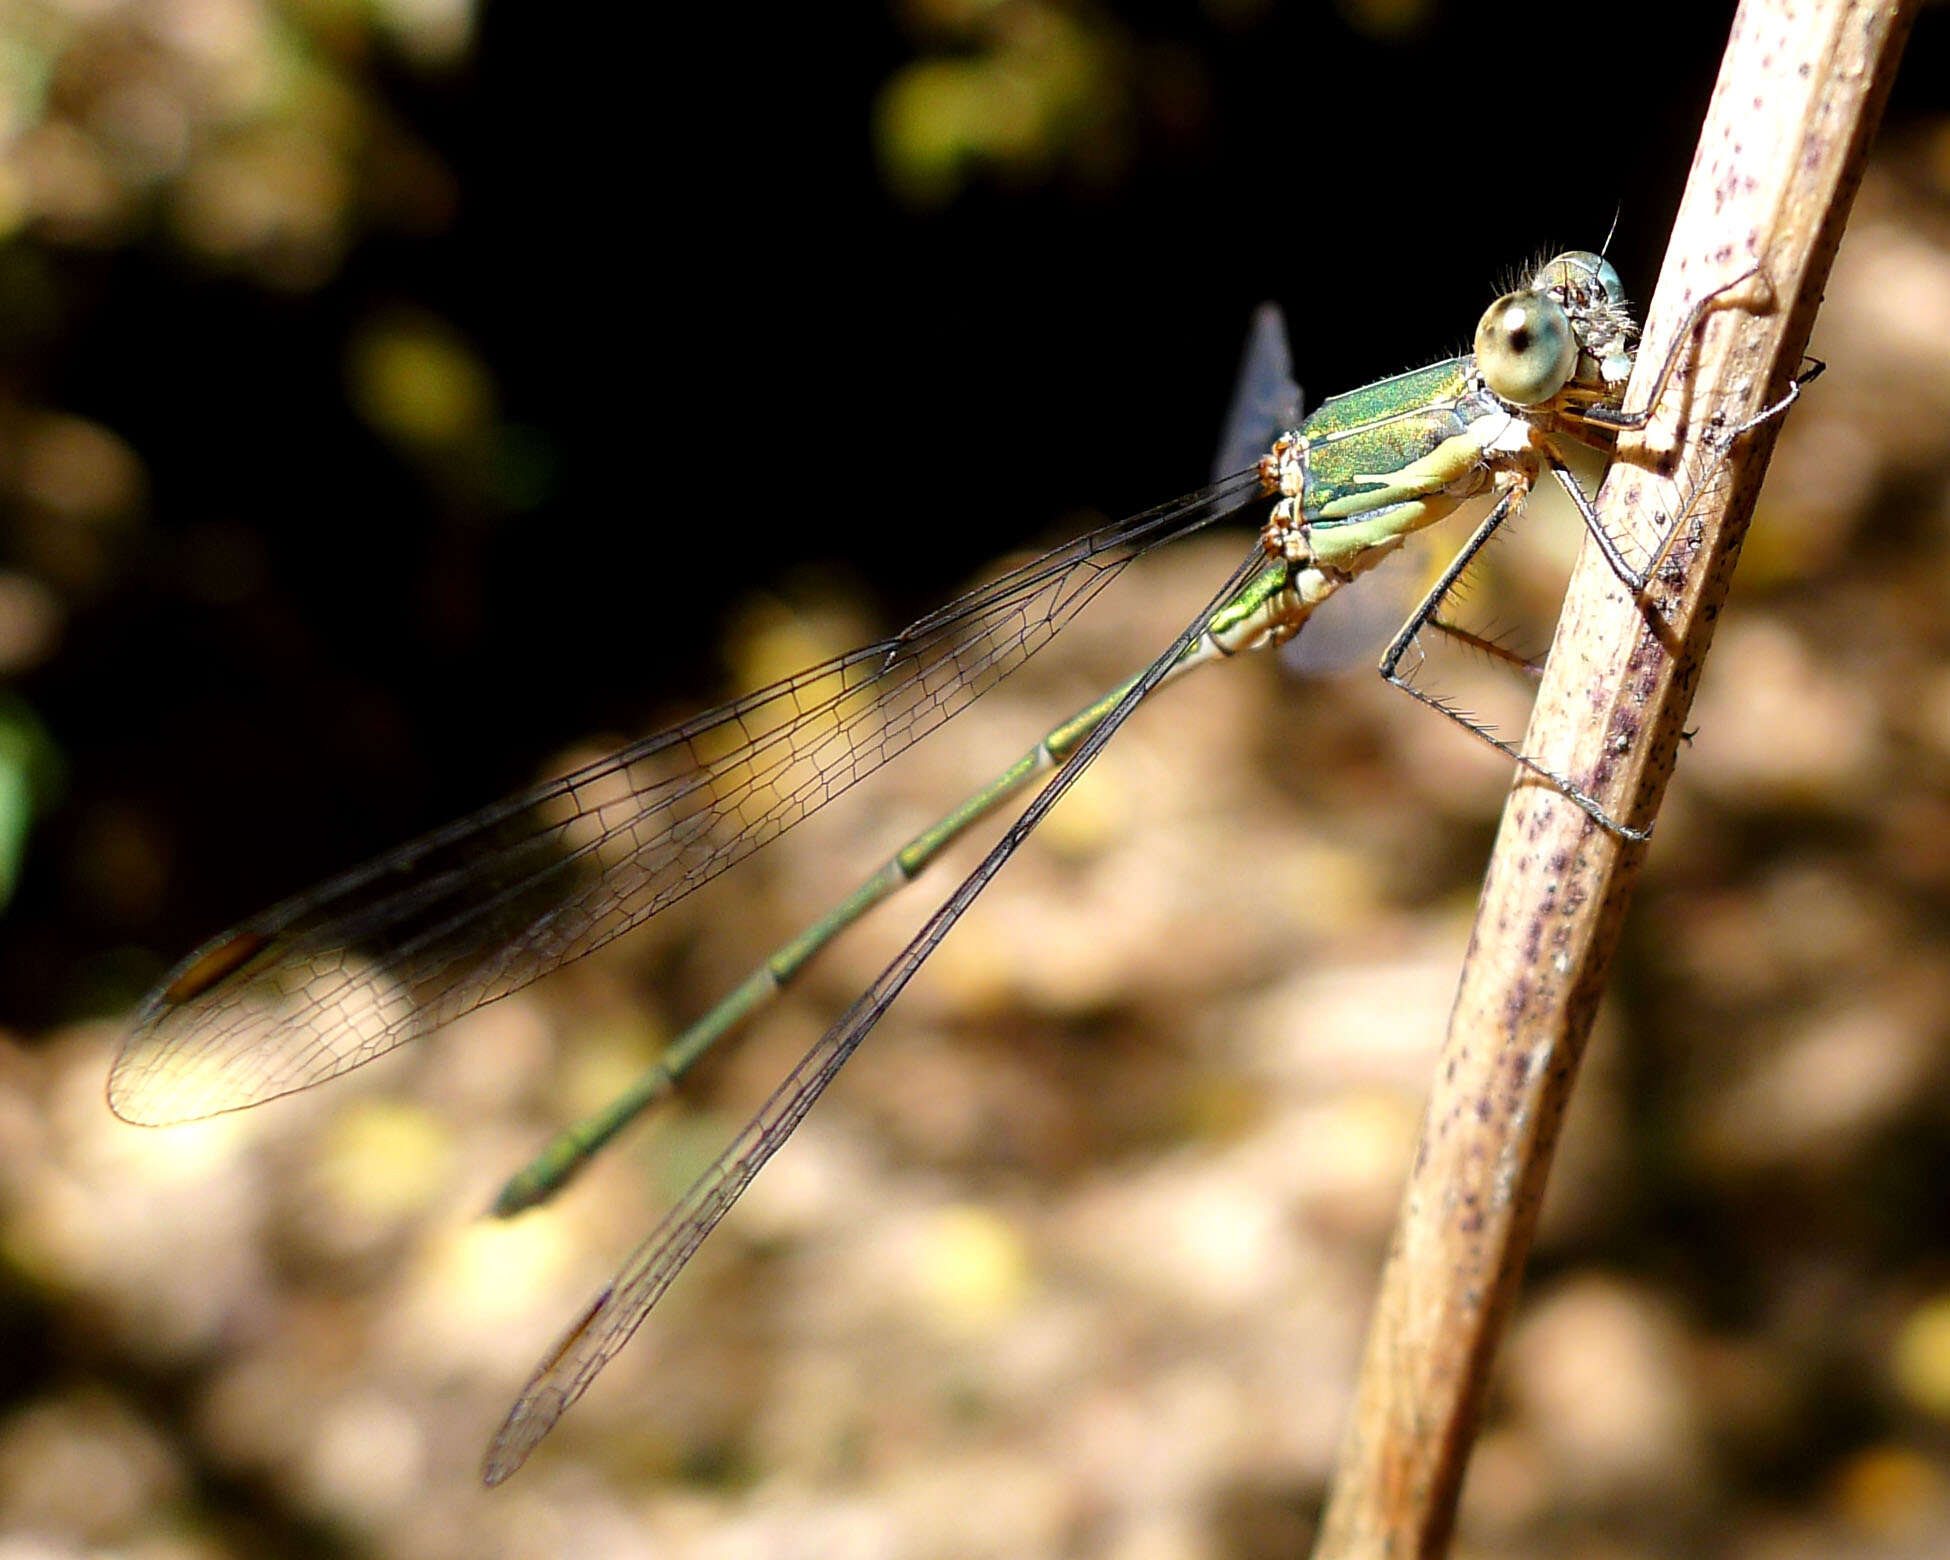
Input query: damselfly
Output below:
<box><xmin>109</xmin><ymin>250</ymin><xmax>1811</xmax><ymax>1483</ymax></box>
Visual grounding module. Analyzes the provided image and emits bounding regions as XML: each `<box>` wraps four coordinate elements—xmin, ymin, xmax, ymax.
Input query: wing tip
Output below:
<box><xmin>480</xmin><ymin>1397</ymin><xmax>558</xmax><ymax>1487</ymax></box>
<box><xmin>105</xmin><ymin>1028</ymin><xmax>196</xmax><ymax>1126</ymax></box>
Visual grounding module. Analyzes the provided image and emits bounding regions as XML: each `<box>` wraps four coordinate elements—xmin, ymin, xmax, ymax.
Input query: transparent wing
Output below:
<box><xmin>109</xmin><ymin>471</ymin><xmax>1268</xmax><ymax>1126</ymax></box>
<box><xmin>479</xmin><ymin>545</ymin><xmax>1273</xmax><ymax>1485</ymax></box>
<box><xmin>1211</xmin><ymin>302</ymin><xmax>1303</xmax><ymax>482</ymax></box>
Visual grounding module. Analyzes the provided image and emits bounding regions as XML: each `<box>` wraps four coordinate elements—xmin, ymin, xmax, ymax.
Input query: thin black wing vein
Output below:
<box><xmin>110</xmin><ymin>474</ymin><xmax>1265</xmax><ymax>1124</ymax></box>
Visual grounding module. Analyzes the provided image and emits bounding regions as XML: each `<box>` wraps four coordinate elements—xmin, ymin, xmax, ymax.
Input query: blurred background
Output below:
<box><xmin>3</xmin><ymin>0</ymin><xmax>1950</xmax><ymax>1556</ymax></box>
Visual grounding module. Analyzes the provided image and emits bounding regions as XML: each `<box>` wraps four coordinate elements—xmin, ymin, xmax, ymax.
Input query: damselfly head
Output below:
<box><xmin>1528</xmin><ymin>249</ymin><xmax>1638</xmax><ymax>388</ymax></box>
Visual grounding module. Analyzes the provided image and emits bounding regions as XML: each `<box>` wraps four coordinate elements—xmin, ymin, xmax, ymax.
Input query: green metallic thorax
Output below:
<box><xmin>1295</xmin><ymin>358</ymin><xmax>1478</xmax><ymax>524</ymax></box>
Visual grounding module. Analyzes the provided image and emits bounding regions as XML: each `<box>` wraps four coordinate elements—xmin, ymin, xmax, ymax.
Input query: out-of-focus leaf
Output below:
<box><xmin>0</xmin><ymin>694</ymin><xmax>62</xmax><ymax>911</ymax></box>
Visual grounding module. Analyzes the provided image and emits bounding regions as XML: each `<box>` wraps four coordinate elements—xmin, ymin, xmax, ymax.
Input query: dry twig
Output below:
<box><xmin>1313</xmin><ymin>1</ymin><xmax>1921</xmax><ymax>1553</ymax></box>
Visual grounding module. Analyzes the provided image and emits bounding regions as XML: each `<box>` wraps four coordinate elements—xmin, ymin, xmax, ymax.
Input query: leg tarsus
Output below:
<box><xmin>1707</xmin><ymin>357</ymin><xmax>1825</xmax><ymax>452</ymax></box>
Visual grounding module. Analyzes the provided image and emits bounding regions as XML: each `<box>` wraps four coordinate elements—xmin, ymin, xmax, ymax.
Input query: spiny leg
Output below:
<box><xmin>1545</xmin><ymin>453</ymin><xmax>1675</xmax><ymax>597</ymax></box>
<box><xmin>1575</xmin><ymin>264</ymin><xmax>1769</xmax><ymax>438</ymax></box>
<box><xmin>1546</xmin><ymin>264</ymin><xmax>1773</xmax><ymax>596</ymax></box>
<box><xmin>1424</xmin><ymin>618</ymin><xmax>1545</xmax><ymax>679</ymax></box>
<box><xmin>1392</xmin><ymin>354</ymin><xmax>1826</xmax><ymax>837</ymax></box>
<box><xmin>1417</xmin><ymin>543</ymin><xmax>1545</xmax><ymax>675</ymax></box>
<box><xmin>1377</xmin><ymin>482</ymin><xmax>1649</xmax><ymax>842</ymax></box>
<box><xmin>1548</xmin><ymin>355</ymin><xmax>1828</xmax><ymax>598</ymax></box>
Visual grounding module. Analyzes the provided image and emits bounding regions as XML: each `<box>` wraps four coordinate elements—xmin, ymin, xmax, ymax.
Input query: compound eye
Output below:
<box><xmin>1529</xmin><ymin>250</ymin><xmax>1625</xmax><ymax>311</ymax></box>
<box><xmin>1474</xmin><ymin>291</ymin><xmax>1578</xmax><ymax>406</ymax></box>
